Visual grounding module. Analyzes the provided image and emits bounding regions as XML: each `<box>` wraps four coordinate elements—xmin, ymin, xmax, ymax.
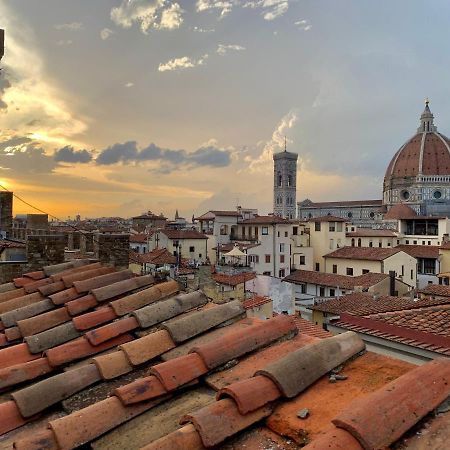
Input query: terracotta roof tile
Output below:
<box><xmin>139</xmin><ymin>423</ymin><xmax>204</xmax><ymax>450</ymax></box>
<box><xmin>60</xmin><ymin>265</ymin><xmax>114</xmax><ymax>288</ymax></box>
<box><xmin>162</xmin><ymin>299</ymin><xmax>244</xmax><ymax>343</ymax></box>
<box><xmin>205</xmin><ymin>332</ymin><xmax>318</xmax><ymax>391</ymax></box>
<box><xmin>311</xmin><ymin>292</ymin><xmax>450</xmax><ymax>315</ymax></box>
<box><xmin>13</xmin><ymin>429</ymin><xmax>59</xmax><ymax>450</ymax></box>
<box><xmin>25</xmin><ymin>322</ymin><xmax>81</xmax><ymax>354</ymax></box>
<box><xmin>217</xmin><ymin>375</ymin><xmax>280</xmax><ymax>414</ymax></box>
<box><xmin>5</xmin><ymin>326</ymin><xmax>21</xmax><ymax>341</ymax></box>
<box><xmin>240</xmin><ymin>215</ymin><xmax>291</xmax><ymax>224</ymax></box>
<box><xmin>132</xmin><ymin>248</ymin><xmax>177</xmax><ymax>265</ymax></box>
<box><xmin>119</xmin><ymin>330</ymin><xmax>175</xmax><ymax>366</ymax></box>
<box><xmin>0</xmin><ymin>357</ymin><xmax>52</xmax><ymax>390</ymax></box>
<box><xmin>0</xmin><ymin>400</ymin><xmax>31</xmax><ymax>435</ymax></box>
<box><xmin>181</xmin><ymin>399</ymin><xmax>273</xmax><ymax>447</ymax></box>
<box><xmin>131</xmin><ymin>291</ymin><xmax>207</xmax><ymax>328</ymax></box>
<box><xmin>383</xmin><ymin>203</ymin><xmax>418</xmax><ymax>219</ymax></box>
<box><xmin>129</xmin><ymin>233</ymin><xmax>148</xmax><ymax>243</ymax></box>
<box><xmin>419</xmin><ymin>283</ymin><xmax>450</xmax><ymax>297</ymax></box>
<box><xmin>45</xmin><ymin>333</ymin><xmax>133</xmax><ymax>367</ymax></box>
<box><xmin>49</xmin><ymin>262</ymin><xmax>103</xmax><ymax>282</ymax></box>
<box><xmin>91</xmin><ymin>274</ymin><xmax>155</xmax><ymax>302</ymax></box>
<box><xmin>93</xmin><ymin>351</ymin><xmax>133</xmax><ymax>380</ymax></box>
<box><xmin>161</xmin><ymin>229</ymin><xmax>208</xmax><ymax>240</ymax></box>
<box><xmin>37</xmin><ymin>280</ymin><xmax>65</xmax><ymax>297</ymax></box>
<box><xmin>1</xmin><ymin>298</ymin><xmax>55</xmax><ymax>328</ymax></box>
<box><xmin>291</xmin><ymin>316</ymin><xmax>333</xmax><ymax>339</ymax></box>
<box><xmin>49</xmin><ymin>287</ymin><xmax>81</xmax><ymax>306</ymax></box>
<box><xmin>13</xmin><ymin>277</ymin><xmax>36</xmax><ymax>288</ymax></box>
<box><xmin>0</xmin><ymin>292</ymin><xmax>42</xmax><ymax>315</ymax></box>
<box><xmin>0</xmin><ymin>342</ymin><xmax>40</xmax><ymax>370</ymax></box>
<box><xmin>23</xmin><ymin>270</ymin><xmax>46</xmax><ymax>281</ymax></box>
<box><xmin>192</xmin><ymin>315</ymin><xmax>297</xmax><ymax>370</ymax></box>
<box><xmin>242</xmin><ymin>295</ymin><xmax>272</xmax><ymax>309</ymax></box>
<box><xmin>65</xmin><ymin>293</ymin><xmax>98</xmax><ymax>315</ymax></box>
<box><xmin>212</xmin><ymin>272</ymin><xmax>256</xmax><ymax>286</ymax></box>
<box><xmin>47</xmin><ymin>396</ymin><xmax>167</xmax><ymax>450</ymax></box>
<box><xmin>23</xmin><ymin>278</ymin><xmax>53</xmax><ymax>294</ymax></box>
<box><xmin>114</xmin><ymin>374</ymin><xmax>168</xmax><ymax>405</ymax></box>
<box><xmin>395</xmin><ymin>244</ymin><xmax>439</xmax><ymax>259</ymax></box>
<box><xmin>17</xmin><ymin>308</ymin><xmax>70</xmax><ymax>337</ymax></box>
<box><xmin>283</xmin><ymin>270</ymin><xmax>389</xmax><ymax>290</ymax></box>
<box><xmin>110</xmin><ymin>280</ymin><xmax>180</xmax><ymax>316</ymax></box>
<box><xmin>96</xmin><ymin>389</ymin><xmax>214</xmax><ymax>450</ymax></box>
<box><xmin>72</xmin><ymin>306</ymin><xmax>117</xmax><ymax>331</ymax></box>
<box><xmin>12</xmin><ymin>363</ymin><xmax>101</xmax><ymax>418</ymax></box>
<box><xmin>152</xmin><ymin>353</ymin><xmax>208</xmax><ymax>392</ymax></box>
<box><xmin>72</xmin><ymin>269</ymin><xmax>134</xmax><ymax>294</ymax></box>
<box><xmin>42</xmin><ymin>259</ymin><xmax>91</xmax><ymax>277</ymax></box>
<box><xmin>302</xmin><ymin>428</ymin><xmax>364</xmax><ymax>450</ymax></box>
<box><xmin>84</xmin><ymin>316</ymin><xmax>139</xmax><ymax>346</ymax></box>
<box><xmin>324</xmin><ymin>246</ymin><xmax>401</xmax><ymax>261</ymax></box>
<box><xmin>346</xmin><ymin>228</ymin><xmax>397</xmax><ymax>237</ymax></box>
<box><xmin>0</xmin><ymin>288</ymin><xmax>26</xmax><ymax>304</ymax></box>
<box><xmin>256</xmin><ymin>332</ymin><xmax>364</xmax><ymax>398</ymax></box>
<box><xmin>332</xmin><ymin>359</ymin><xmax>450</xmax><ymax>450</ymax></box>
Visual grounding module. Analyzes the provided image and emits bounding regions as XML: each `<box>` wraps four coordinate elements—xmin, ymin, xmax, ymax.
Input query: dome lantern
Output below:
<box><xmin>417</xmin><ymin>99</ymin><xmax>437</xmax><ymax>133</ymax></box>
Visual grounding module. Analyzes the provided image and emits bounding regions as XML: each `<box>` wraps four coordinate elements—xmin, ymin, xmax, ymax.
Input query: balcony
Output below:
<box><xmin>230</xmin><ymin>233</ymin><xmax>259</xmax><ymax>242</ymax></box>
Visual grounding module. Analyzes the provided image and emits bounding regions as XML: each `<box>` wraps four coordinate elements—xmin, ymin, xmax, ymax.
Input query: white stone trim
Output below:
<box><xmin>418</xmin><ymin>132</ymin><xmax>426</xmax><ymax>175</ymax></box>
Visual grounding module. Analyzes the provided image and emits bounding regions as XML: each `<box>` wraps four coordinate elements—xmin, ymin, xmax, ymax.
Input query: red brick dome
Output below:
<box><xmin>384</xmin><ymin>131</ymin><xmax>450</xmax><ymax>181</ymax></box>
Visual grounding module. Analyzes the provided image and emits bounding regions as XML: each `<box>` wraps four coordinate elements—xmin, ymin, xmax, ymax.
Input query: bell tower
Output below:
<box><xmin>273</xmin><ymin>138</ymin><xmax>298</xmax><ymax>219</ymax></box>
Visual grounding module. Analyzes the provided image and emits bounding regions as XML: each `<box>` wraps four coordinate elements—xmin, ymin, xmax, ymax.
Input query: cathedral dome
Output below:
<box><xmin>384</xmin><ymin>102</ymin><xmax>450</xmax><ymax>183</ymax></box>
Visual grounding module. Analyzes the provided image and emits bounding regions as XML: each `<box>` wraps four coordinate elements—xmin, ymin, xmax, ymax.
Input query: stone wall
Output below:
<box><xmin>0</xmin><ymin>261</ymin><xmax>27</xmax><ymax>284</ymax></box>
<box><xmin>26</xmin><ymin>235</ymin><xmax>66</xmax><ymax>271</ymax></box>
<box><xmin>0</xmin><ymin>192</ymin><xmax>13</xmax><ymax>238</ymax></box>
<box><xmin>94</xmin><ymin>233</ymin><xmax>129</xmax><ymax>269</ymax></box>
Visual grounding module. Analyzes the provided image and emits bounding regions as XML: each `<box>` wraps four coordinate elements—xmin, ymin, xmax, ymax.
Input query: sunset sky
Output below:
<box><xmin>1</xmin><ymin>0</ymin><xmax>450</xmax><ymax>220</ymax></box>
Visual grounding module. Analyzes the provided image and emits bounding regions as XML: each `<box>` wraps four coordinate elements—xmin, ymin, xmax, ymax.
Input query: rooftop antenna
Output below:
<box><xmin>284</xmin><ymin>136</ymin><xmax>287</xmax><ymax>152</ymax></box>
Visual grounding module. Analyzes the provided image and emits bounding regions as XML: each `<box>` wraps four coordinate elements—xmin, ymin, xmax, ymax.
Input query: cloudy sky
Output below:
<box><xmin>1</xmin><ymin>0</ymin><xmax>450</xmax><ymax>220</ymax></box>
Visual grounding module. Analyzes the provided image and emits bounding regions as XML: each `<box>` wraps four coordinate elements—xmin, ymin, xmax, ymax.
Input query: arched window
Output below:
<box><xmin>358</xmin><ymin>238</ymin><xmax>362</xmax><ymax>247</ymax></box>
<box><xmin>287</xmin><ymin>175</ymin><xmax>292</xmax><ymax>187</ymax></box>
<box><xmin>351</xmin><ymin>238</ymin><xmax>355</xmax><ymax>247</ymax></box>
<box><xmin>278</xmin><ymin>173</ymin><xmax>282</xmax><ymax>187</ymax></box>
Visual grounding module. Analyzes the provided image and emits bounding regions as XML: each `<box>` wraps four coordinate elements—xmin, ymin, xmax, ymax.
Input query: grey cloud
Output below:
<box><xmin>54</xmin><ymin>145</ymin><xmax>93</xmax><ymax>163</ymax></box>
<box><xmin>0</xmin><ymin>136</ymin><xmax>32</xmax><ymax>151</ymax></box>
<box><xmin>0</xmin><ymin>146</ymin><xmax>57</xmax><ymax>174</ymax></box>
<box><xmin>96</xmin><ymin>141</ymin><xmax>231</xmax><ymax>172</ymax></box>
<box><xmin>0</xmin><ymin>76</ymin><xmax>11</xmax><ymax>111</ymax></box>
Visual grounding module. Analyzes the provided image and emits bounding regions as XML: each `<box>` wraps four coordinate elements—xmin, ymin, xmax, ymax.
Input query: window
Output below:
<box><xmin>401</xmin><ymin>265</ymin><xmax>404</xmax><ymax>277</ymax></box>
<box><xmin>278</xmin><ymin>173</ymin><xmax>282</xmax><ymax>187</ymax></box>
<box><xmin>332</xmin><ymin>264</ymin><xmax>337</xmax><ymax>274</ymax></box>
<box><xmin>405</xmin><ymin>240</ymin><xmax>409</xmax><ymax>244</ymax></box>
<box><xmin>362</xmin><ymin>269</ymin><xmax>369</xmax><ymax>274</ymax></box>
<box><xmin>265</xmin><ymin>254</ymin><xmax>271</xmax><ymax>263</ymax></box>
<box><xmin>397</xmin><ymin>240</ymin><xmax>400</xmax><ymax>245</ymax></box>
<box><xmin>369</xmin><ymin>241</ymin><xmax>373</xmax><ymax>247</ymax></box>
<box><xmin>319</xmin><ymin>287</ymin><xmax>325</xmax><ymax>297</ymax></box>
<box><xmin>249</xmin><ymin>255</ymin><xmax>259</xmax><ymax>264</ymax></box>
<box><xmin>329</xmin><ymin>239</ymin><xmax>334</xmax><ymax>249</ymax></box>
<box><xmin>285</xmin><ymin>231</ymin><xmax>288</xmax><ymax>237</ymax></box>
<box><xmin>293</xmin><ymin>226</ymin><xmax>298</xmax><ymax>235</ymax></box>
<box><xmin>358</xmin><ymin>238</ymin><xmax>362</xmax><ymax>247</ymax></box>
<box><xmin>279</xmin><ymin>243</ymin><xmax>285</xmax><ymax>252</ymax></box>
<box><xmin>337</xmin><ymin>222</ymin><xmax>343</xmax><ymax>232</ymax></box>
<box><xmin>413</xmin><ymin>240</ymin><xmax>417</xmax><ymax>245</ymax></box>
<box><xmin>379</xmin><ymin>241</ymin><xmax>382</xmax><ymax>248</ymax></box>
<box><xmin>428</xmin><ymin>241</ymin><xmax>431</xmax><ymax>245</ymax></box>
<box><xmin>330</xmin><ymin>288</ymin><xmax>335</xmax><ymax>297</ymax></box>
<box><xmin>299</xmin><ymin>255</ymin><xmax>306</xmax><ymax>265</ymax></box>
<box><xmin>280</xmin><ymin>255</ymin><xmax>285</xmax><ymax>263</ymax></box>
<box><xmin>263</xmin><ymin>271</ymin><xmax>271</xmax><ymax>276</ymax></box>
<box><xmin>422</xmin><ymin>241</ymin><xmax>425</xmax><ymax>245</ymax></box>
<box><xmin>189</xmin><ymin>246</ymin><xmax>195</xmax><ymax>252</ymax></box>
<box><xmin>411</xmin><ymin>269</ymin><xmax>414</xmax><ymax>280</ymax></box>
<box><xmin>300</xmin><ymin>283</ymin><xmax>307</xmax><ymax>294</ymax></box>
<box><xmin>277</xmin><ymin>231</ymin><xmax>280</xmax><ymax>237</ymax></box>
<box><xmin>262</xmin><ymin>227</ymin><xmax>268</xmax><ymax>235</ymax></box>
<box><xmin>199</xmin><ymin>253</ymin><xmax>202</xmax><ymax>258</ymax></box>
<box><xmin>220</xmin><ymin>225</ymin><xmax>228</xmax><ymax>235</ymax></box>
<box><xmin>329</xmin><ymin>222</ymin><xmax>336</xmax><ymax>232</ymax></box>
<box><xmin>315</xmin><ymin>222</ymin><xmax>321</xmax><ymax>232</ymax></box>
<box><xmin>287</xmin><ymin>175</ymin><xmax>292</xmax><ymax>187</ymax></box>
<box><xmin>315</xmin><ymin>263</ymin><xmax>320</xmax><ymax>271</ymax></box>
<box><xmin>278</xmin><ymin>269</ymin><xmax>285</xmax><ymax>278</ymax></box>
<box><xmin>346</xmin><ymin>267</ymin><xmax>354</xmax><ymax>276</ymax></box>
<box><xmin>351</xmin><ymin>238</ymin><xmax>355</xmax><ymax>247</ymax></box>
